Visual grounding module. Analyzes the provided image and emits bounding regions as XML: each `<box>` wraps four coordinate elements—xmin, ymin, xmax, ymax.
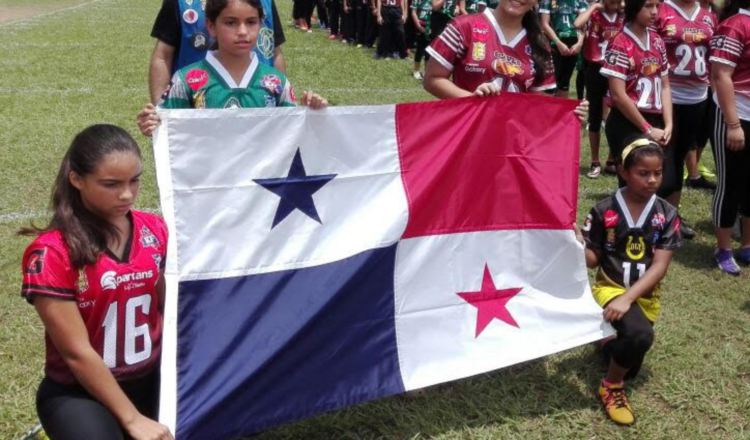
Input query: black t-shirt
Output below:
<box><xmin>150</xmin><ymin>0</ymin><xmax>286</xmax><ymax>63</ymax></box>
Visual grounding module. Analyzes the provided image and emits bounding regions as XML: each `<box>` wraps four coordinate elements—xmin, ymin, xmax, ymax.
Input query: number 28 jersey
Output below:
<box><xmin>600</xmin><ymin>27</ymin><xmax>670</xmax><ymax>113</ymax></box>
<box><xmin>21</xmin><ymin>211</ymin><xmax>168</xmax><ymax>385</ymax></box>
<box><xmin>583</xmin><ymin>190</ymin><xmax>681</xmax><ymax>291</ymax></box>
<box><xmin>655</xmin><ymin>0</ymin><xmax>715</xmax><ymax>104</ymax></box>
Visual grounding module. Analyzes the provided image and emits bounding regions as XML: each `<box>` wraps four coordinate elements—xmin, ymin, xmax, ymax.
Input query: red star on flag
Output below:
<box><xmin>457</xmin><ymin>264</ymin><xmax>523</xmax><ymax>337</ymax></box>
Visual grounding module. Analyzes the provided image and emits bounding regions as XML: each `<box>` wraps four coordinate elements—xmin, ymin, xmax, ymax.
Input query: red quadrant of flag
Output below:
<box><xmin>395</xmin><ymin>94</ymin><xmax>580</xmax><ymax>238</ymax></box>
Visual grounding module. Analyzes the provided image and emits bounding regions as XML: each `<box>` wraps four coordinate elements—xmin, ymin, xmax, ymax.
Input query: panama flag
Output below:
<box><xmin>153</xmin><ymin>94</ymin><xmax>613</xmax><ymax>439</ymax></box>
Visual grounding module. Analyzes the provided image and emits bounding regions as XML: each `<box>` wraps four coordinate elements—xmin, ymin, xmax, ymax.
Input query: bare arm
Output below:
<box><xmin>712</xmin><ymin>63</ymin><xmax>745</xmax><ymax>151</ymax></box>
<box><xmin>423</xmin><ymin>58</ymin><xmax>474</xmax><ymax>98</ymax></box>
<box><xmin>149</xmin><ymin>41</ymin><xmax>176</xmax><ymax>105</ymax></box>
<box><xmin>540</xmin><ymin>13</ymin><xmax>567</xmax><ymax>54</ymax></box>
<box><xmin>574</xmin><ymin>3</ymin><xmax>601</xmax><ymax>29</ymax></box>
<box><xmin>603</xmin><ymin>249</ymin><xmax>673</xmax><ymax>322</ymax></box>
<box><xmin>660</xmin><ymin>74</ymin><xmax>673</xmax><ymax>144</ymax></box>
<box><xmin>34</xmin><ymin>297</ymin><xmax>172</xmax><ymax>440</ymax></box>
<box><xmin>432</xmin><ymin>0</ymin><xmax>445</xmax><ymax>11</ymax></box>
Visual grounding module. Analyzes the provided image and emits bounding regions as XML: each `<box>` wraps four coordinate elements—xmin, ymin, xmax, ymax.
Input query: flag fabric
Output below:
<box><xmin>153</xmin><ymin>94</ymin><xmax>614</xmax><ymax>440</ymax></box>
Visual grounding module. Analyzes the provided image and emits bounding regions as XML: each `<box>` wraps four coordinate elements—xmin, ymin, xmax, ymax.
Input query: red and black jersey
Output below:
<box><xmin>583</xmin><ymin>10</ymin><xmax>624</xmax><ymax>64</ymax></box>
<box><xmin>427</xmin><ymin>8</ymin><xmax>556</xmax><ymax>93</ymax></box>
<box><xmin>655</xmin><ymin>0</ymin><xmax>715</xmax><ymax>104</ymax></box>
<box><xmin>600</xmin><ymin>27</ymin><xmax>670</xmax><ymax>113</ymax></box>
<box><xmin>709</xmin><ymin>9</ymin><xmax>750</xmax><ymax>121</ymax></box>
<box><xmin>583</xmin><ymin>190</ymin><xmax>682</xmax><ymax>289</ymax></box>
<box><xmin>21</xmin><ymin>210</ymin><xmax>168</xmax><ymax>385</ymax></box>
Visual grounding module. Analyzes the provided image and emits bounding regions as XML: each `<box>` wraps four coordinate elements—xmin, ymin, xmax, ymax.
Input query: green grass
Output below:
<box><xmin>1</xmin><ymin>1</ymin><xmax>749</xmax><ymax>439</ymax></box>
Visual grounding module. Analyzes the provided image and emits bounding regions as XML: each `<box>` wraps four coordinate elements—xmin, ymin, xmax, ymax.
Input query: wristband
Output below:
<box><xmin>725</xmin><ymin>120</ymin><xmax>741</xmax><ymax>129</ymax></box>
<box><xmin>642</xmin><ymin>123</ymin><xmax>653</xmax><ymax>135</ymax></box>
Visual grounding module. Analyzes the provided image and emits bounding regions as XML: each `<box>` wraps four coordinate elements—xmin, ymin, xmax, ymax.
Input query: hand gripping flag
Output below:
<box><xmin>153</xmin><ymin>94</ymin><xmax>614</xmax><ymax>439</ymax></box>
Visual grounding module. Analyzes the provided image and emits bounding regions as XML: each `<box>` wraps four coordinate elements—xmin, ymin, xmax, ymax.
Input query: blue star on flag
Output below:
<box><xmin>254</xmin><ymin>148</ymin><xmax>337</xmax><ymax>228</ymax></box>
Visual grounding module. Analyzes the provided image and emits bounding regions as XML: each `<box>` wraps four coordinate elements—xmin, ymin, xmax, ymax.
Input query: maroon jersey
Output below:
<box><xmin>709</xmin><ymin>9</ymin><xmax>750</xmax><ymax>120</ymax></box>
<box><xmin>583</xmin><ymin>10</ymin><xmax>624</xmax><ymax>64</ymax></box>
<box><xmin>21</xmin><ymin>211</ymin><xmax>168</xmax><ymax>385</ymax></box>
<box><xmin>426</xmin><ymin>9</ymin><xmax>556</xmax><ymax>93</ymax></box>
<box><xmin>600</xmin><ymin>27</ymin><xmax>670</xmax><ymax>113</ymax></box>
<box><xmin>655</xmin><ymin>0</ymin><xmax>715</xmax><ymax>104</ymax></box>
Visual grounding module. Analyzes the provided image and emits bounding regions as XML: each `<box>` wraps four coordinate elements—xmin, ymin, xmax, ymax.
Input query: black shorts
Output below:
<box><xmin>37</xmin><ymin>373</ymin><xmax>158</xmax><ymax>440</ymax></box>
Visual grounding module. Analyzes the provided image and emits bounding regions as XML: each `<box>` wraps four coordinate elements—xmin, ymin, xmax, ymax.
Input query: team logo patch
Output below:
<box><xmin>603</xmin><ymin>209</ymin><xmax>619</xmax><ymax>228</ymax></box>
<box><xmin>524</xmin><ymin>44</ymin><xmax>532</xmax><ymax>56</ymax></box>
<box><xmin>605</xmin><ymin>228</ymin><xmax>616</xmax><ymax>251</ymax></box>
<box><xmin>702</xmin><ymin>15</ymin><xmax>714</xmax><ymax>26</ymax></box>
<box><xmin>625</xmin><ymin>235</ymin><xmax>646</xmax><ymax>260</ymax></box>
<box><xmin>640</xmin><ymin>57</ymin><xmax>660</xmax><ymax>76</ymax></box>
<box><xmin>185</xmin><ymin>68</ymin><xmax>209</xmax><ymax>91</ymax></box>
<box><xmin>77</xmin><ymin>268</ymin><xmax>89</xmax><ymax>293</ymax></box>
<box><xmin>193</xmin><ymin>89</ymin><xmax>207</xmax><ymax>109</ymax></box>
<box><xmin>491</xmin><ymin>53</ymin><xmax>524</xmax><ymax>77</ymax></box>
<box><xmin>604</xmin><ymin>50</ymin><xmax>618</xmax><ymax>65</ymax></box>
<box><xmin>665</xmin><ymin>24</ymin><xmax>677</xmax><ymax>36</ymax></box>
<box><xmin>683</xmin><ymin>28</ymin><xmax>707</xmax><ymax>43</ymax></box>
<box><xmin>25</xmin><ymin>249</ymin><xmax>45</xmax><ymax>274</ymax></box>
<box><xmin>472</xmin><ymin>43</ymin><xmax>486</xmax><ymax>61</ymax></box>
<box><xmin>190</xmin><ymin>32</ymin><xmax>208</xmax><ymax>50</ymax></box>
<box><xmin>140</xmin><ymin>226</ymin><xmax>159</xmax><ymax>248</ymax></box>
<box><xmin>261</xmin><ymin>74</ymin><xmax>283</xmax><ymax>95</ymax></box>
<box><xmin>183</xmin><ymin>8</ymin><xmax>199</xmax><ymax>24</ymax></box>
<box><xmin>651</xmin><ymin>212</ymin><xmax>666</xmax><ymax>230</ymax></box>
<box><xmin>257</xmin><ymin>27</ymin><xmax>275</xmax><ymax>60</ymax></box>
<box><xmin>100</xmin><ymin>270</ymin><xmax>154</xmax><ymax>291</ymax></box>
<box><xmin>264</xmin><ymin>94</ymin><xmax>276</xmax><ymax>107</ymax></box>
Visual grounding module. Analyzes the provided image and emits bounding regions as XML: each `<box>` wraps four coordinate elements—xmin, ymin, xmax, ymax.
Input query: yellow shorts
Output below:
<box><xmin>592</xmin><ymin>283</ymin><xmax>661</xmax><ymax>323</ymax></box>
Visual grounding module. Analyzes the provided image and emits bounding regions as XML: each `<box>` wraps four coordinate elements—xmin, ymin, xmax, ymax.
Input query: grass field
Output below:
<box><xmin>1</xmin><ymin>1</ymin><xmax>749</xmax><ymax>439</ymax></box>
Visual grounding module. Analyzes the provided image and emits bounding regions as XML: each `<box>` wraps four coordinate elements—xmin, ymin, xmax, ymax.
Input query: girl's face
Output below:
<box><xmin>604</xmin><ymin>0</ymin><xmax>622</xmax><ymax>13</ymax></box>
<box><xmin>635</xmin><ymin>0</ymin><xmax>660</xmax><ymax>27</ymax></box>
<box><xmin>207</xmin><ymin>0</ymin><xmax>261</xmax><ymax>58</ymax></box>
<box><xmin>499</xmin><ymin>0</ymin><xmax>539</xmax><ymax>19</ymax></box>
<box><xmin>620</xmin><ymin>154</ymin><xmax>663</xmax><ymax>200</ymax></box>
<box><xmin>70</xmin><ymin>151</ymin><xmax>142</xmax><ymax>222</ymax></box>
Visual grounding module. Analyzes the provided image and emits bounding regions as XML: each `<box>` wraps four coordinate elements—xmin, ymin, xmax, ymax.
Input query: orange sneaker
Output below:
<box><xmin>598</xmin><ymin>381</ymin><xmax>635</xmax><ymax>426</ymax></box>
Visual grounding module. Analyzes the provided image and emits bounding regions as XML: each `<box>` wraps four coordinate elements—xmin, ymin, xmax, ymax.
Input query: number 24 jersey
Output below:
<box><xmin>21</xmin><ymin>211</ymin><xmax>168</xmax><ymax>385</ymax></box>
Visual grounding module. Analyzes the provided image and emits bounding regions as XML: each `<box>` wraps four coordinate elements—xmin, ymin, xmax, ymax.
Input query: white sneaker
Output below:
<box><xmin>412</xmin><ymin>71</ymin><xmax>423</xmax><ymax>80</ymax></box>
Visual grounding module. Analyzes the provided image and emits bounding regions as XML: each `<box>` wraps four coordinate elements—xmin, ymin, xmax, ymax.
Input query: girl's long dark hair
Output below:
<box><xmin>720</xmin><ymin>0</ymin><xmax>750</xmax><ymax>21</ymax></box>
<box><xmin>522</xmin><ymin>10</ymin><xmax>552</xmax><ymax>85</ymax></box>
<box><xmin>19</xmin><ymin>124</ymin><xmax>141</xmax><ymax>268</ymax></box>
<box><xmin>624</xmin><ymin>0</ymin><xmax>647</xmax><ymax>23</ymax></box>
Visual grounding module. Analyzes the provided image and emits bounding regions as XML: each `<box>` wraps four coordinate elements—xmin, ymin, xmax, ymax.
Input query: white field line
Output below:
<box><xmin>0</xmin><ymin>0</ymin><xmax>108</xmax><ymax>28</ymax></box>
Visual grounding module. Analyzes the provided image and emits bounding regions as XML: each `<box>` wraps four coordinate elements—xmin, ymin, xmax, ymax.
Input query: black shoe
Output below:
<box><xmin>603</xmin><ymin>161</ymin><xmax>617</xmax><ymax>175</ymax></box>
<box><xmin>686</xmin><ymin>175</ymin><xmax>716</xmax><ymax>191</ymax></box>
<box><xmin>679</xmin><ymin>217</ymin><xmax>696</xmax><ymax>240</ymax></box>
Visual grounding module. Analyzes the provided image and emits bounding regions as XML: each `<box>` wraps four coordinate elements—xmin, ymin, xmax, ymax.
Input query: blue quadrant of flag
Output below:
<box><xmin>175</xmin><ymin>245</ymin><xmax>404</xmax><ymax>439</ymax></box>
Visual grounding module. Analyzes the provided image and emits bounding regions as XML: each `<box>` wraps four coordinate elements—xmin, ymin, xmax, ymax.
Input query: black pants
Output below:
<box><xmin>602</xmin><ymin>303</ymin><xmax>654</xmax><ymax>380</ymax></box>
<box><xmin>327</xmin><ymin>0</ymin><xmax>341</xmax><ymax>34</ymax></box>
<box><xmin>585</xmin><ymin>62</ymin><xmax>608</xmax><ymax>132</ymax></box>
<box><xmin>377</xmin><ymin>6</ymin><xmax>406</xmax><ymax>57</ymax></box>
<box><xmin>605</xmin><ymin>107</ymin><xmax>664</xmax><ymax>186</ymax></box>
<box><xmin>710</xmin><ymin>105</ymin><xmax>750</xmax><ymax>228</ymax></box>
<box><xmin>414</xmin><ymin>29</ymin><xmax>430</xmax><ymax>63</ymax></box>
<box><xmin>658</xmin><ymin>100</ymin><xmax>707</xmax><ymax>198</ymax></box>
<box><xmin>37</xmin><ymin>373</ymin><xmax>158</xmax><ymax>440</ymax></box>
<box><xmin>552</xmin><ymin>36</ymin><xmax>579</xmax><ymax>92</ymax></box>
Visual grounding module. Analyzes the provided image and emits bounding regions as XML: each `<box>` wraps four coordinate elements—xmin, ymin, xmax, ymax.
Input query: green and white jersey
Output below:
<box><xmin>464</xmin><ymin>0</ymin><xmax>485</xmax><ymax>14</ymax></box>
<box><xmin>161</xmin><ymin>51</ymin><xmax>296</xmax><ymax>109</ymax></box>
<box><xmin>411</xmin><ymin>0</ymin><xmax>432</xmax><ymax>23</ymax></box>
<box><xmin>539</xmin><ymin>0</ymin><xmax>588</xmax><ymax>40</ymax></box>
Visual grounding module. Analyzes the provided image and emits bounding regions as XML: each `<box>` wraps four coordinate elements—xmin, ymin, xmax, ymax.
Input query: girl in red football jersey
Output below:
<box><xmin>601</xmin><ymin>0</ymin><xmax>673</xmax><ymax>179</ymax></box>
<box><xmin>19</xmin><ymin>125</ymin><xmax>173</xmax><ymax>440</ymax></box>
<box><xmin>422</xmin><ymin>0</ymin><xmax>588</xmax><ymax>119</ymax></box>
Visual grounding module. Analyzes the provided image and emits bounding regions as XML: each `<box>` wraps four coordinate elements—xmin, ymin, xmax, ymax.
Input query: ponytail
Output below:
<box><xmin>522</xmin><ymin>10</ymin><xmax>552</xmax><ymax>85</ymax></box>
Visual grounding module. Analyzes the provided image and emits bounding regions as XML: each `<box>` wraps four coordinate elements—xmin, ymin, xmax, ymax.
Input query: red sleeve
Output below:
<box><xmin>426</xmin><ymin>19</ymin><xmax>469</xmax><ymax>71</ymax></box>
<box><xmin>600</xmin><ymin>35</ymin><xmax>630</xmax><ymax>80</ymax></box>
<box><xmin>21</xmin><ymin>239</ymin><xmax>77</xmax><ymax>303</ymax></box>
<box><xmin>657</xmin><ymin>36</ymin><xmax>669</xmax><ymax>77</ymax></box>
<box><xmin>710</xmin><ymin>21</ymin><xmax>746</xmax><ymax>68</ymax></box>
